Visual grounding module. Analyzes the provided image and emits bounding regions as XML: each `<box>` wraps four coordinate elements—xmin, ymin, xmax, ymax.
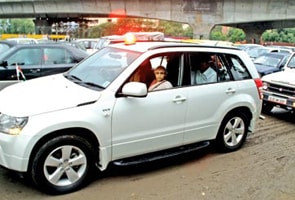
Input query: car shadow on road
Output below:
<box><xmin>2</xmin><ymin>142</ymin><xmax>224</xmax><ymax>196</ymax></box>
<box><xmin>91</xmin><ymin>144</ymin><xmax>217</xmax><ymax>182</ymax></box>
<box><xmin>263</xmin><ymin>107</ymin><xmax>295</xmax><ymax>123</ymax></box>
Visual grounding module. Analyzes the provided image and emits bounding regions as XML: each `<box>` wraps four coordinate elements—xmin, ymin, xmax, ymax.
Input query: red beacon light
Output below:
<box><xmin>124</xmin><ymin>33</ymin><xmax>136</xmax><ymax>45</ymax></box>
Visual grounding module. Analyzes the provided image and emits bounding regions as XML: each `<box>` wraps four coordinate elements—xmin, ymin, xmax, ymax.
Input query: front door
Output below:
<box><xmin>111</xmin><ymin>53</ymin><xmax>187</xmax><ymax>160</ymax></box>
<box><xmin>111</xmin><ymin>88</ymin><xmax>188</xmax><ymax>160</ymax></box>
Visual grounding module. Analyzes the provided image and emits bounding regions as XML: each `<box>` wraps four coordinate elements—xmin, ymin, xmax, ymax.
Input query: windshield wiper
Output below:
<box><xmin>64</xmin><ymin>74</ymin><xmax>105</xmax><ymax>89</ymax></box>
<box><xmin>82</xmin><ymin>82</ymin><xmax>105</xmax><ymax>89</ymax></box>
<box><xmin>64</xmin><ymin>74</ymin><xmax>82</xmax><ymax>82</ymax></box>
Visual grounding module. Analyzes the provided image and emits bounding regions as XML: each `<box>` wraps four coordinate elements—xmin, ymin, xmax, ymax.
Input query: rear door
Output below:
<box><xmin>183</xmin><ymin>52</ymin><xmax>253</xmax><ymax>143</ymax></box>
<box><xmin>41</xmin><ymin>47</ymin><xmax>76</xmax><ymax>76</ymax></box>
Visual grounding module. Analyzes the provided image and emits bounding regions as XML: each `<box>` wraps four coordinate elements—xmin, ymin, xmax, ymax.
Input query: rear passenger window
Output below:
<box><xmin>227</xmin><ymin>55</ymin><xmax>251</xmax><ymax>80</ymax></box>
<box><xmin>43</xmin><ymin>48</ymin><xmax>74</xmax><ymax>64</ymax></box>
<box><xmin>189</xmin><ymin>52</ymin><xmax>251</xmax><ymax>85</ymax></box>
<box><xmin>189</xmin><ymin>52</ymin><xmax>231</xmax><ymax>85</ymax></box>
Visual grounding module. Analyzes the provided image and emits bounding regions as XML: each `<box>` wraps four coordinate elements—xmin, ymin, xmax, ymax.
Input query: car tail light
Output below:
<box><xmin>254</xmin><ymin>78</ymin><xmax>263</xmax><ymax>99</ymax></box>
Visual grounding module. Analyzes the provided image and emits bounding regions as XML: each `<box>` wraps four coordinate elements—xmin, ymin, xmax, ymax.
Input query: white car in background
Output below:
<box><xmin>74</xmin><ymin>38</ymin><xmax>100</xmax><ymax>54</ymax></box>
<box><xmin>6</xmin><ymin>37</ymin><xmax>38</xmax><ymax>44</ymax></box>
<box><xmin>261</xmin><ymin>52</ymin><xmax>295</xmax><ymax>113</ymax></box>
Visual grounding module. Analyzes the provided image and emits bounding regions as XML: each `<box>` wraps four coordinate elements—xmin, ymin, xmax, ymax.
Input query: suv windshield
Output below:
<box><xmin>65</xmin><ymin>46</ymin><xmax>141</xmax><ymax>90</ymax></box>
<box><xmin>286</xmin><ymin>54</ymin><xmax>295</xmax><ymax>68</ymax></box>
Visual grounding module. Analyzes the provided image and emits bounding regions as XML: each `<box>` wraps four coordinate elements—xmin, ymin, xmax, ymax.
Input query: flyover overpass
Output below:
<box><xmin>0</xmin><ymin>0</ymin><xmax>295</xmax><ymax>42</ymax></box>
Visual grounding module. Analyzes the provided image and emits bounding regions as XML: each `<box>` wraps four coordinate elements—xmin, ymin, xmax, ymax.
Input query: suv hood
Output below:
<box><xmin>254</xmin><ymin>64</ymin><xmax>279</xmax><ymax>75</ymax></box>
<box><xmin>0</xmin><ymin>74</ymin><xmax>101</xmax><ymax>116</ymax></box>
<box><xmin>262</xmin><ymin>70</ymin><xmax>295</xmax><ymax>85</ymax></box>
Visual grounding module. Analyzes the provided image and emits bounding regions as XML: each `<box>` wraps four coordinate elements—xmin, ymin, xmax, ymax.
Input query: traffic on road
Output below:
<box><xmin>0</xmin><ymin>25</ymin><xmax>294</xmax><ymax>197</ymax></box>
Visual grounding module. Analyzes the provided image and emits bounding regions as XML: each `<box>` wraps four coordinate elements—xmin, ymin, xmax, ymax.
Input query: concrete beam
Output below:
<box><xmin>0</xmin><ymin>0</ymin><xmax>295</xmax><ymax>40</ymax></box>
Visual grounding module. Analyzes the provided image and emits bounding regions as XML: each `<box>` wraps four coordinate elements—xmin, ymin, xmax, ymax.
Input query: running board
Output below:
<box><xmin>113</xmin><ymin>141</ymin><xmax>210</xmax><ymax>166</ymax></box>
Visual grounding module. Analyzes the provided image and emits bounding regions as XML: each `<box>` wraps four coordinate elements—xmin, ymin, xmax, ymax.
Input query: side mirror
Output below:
<box><xmin>0</xmin><ymin>60</ymin><xmax>8</xmax><ymax>68</ymax></box>
<box><xmin>121</xmin><ymin>82</ymin><xmax>147</xmax><ymax>97</ymax></box>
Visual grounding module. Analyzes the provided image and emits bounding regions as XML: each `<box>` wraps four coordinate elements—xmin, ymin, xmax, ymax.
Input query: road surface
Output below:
<box><xmin>1</xmin><ymin>108</ymin><xmax>295</xmax><ymax>200</ymax></box>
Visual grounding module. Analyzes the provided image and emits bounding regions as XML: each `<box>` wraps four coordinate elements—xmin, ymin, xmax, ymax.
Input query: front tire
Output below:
<box><xmin>216</xmin><ymin>112</ymin><xmax>249</xmax><ymax>152</ymax></box>
<box><xmin>30</xmin><ymin>135</ymin><xmax>96</xmax><ymax>194</ymax></box>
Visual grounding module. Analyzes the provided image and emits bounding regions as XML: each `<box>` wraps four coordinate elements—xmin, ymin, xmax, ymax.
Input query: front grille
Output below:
<box><xmin>267</xmin><ymin>83</ymin><xmax>295</xmax><ymax>97</ymax></box>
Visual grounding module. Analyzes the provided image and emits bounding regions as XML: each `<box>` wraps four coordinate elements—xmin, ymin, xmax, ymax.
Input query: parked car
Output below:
<box><xmin>0</xmin><ymin>40</ymin><xmax>17</xmax><ymax>54</ymax></box>
<box><xmin>253</xmin><ymin>52</ymin><xmax>291</xmax><ymax>76</ymax></box>
<box><xmin>0</xmin><ymin>43</ymin><xmax>89</xmax><ymax>90</ymax></box>
<box><xmin>59</xmin><ymin>40</ymin><xmax>89</xmax><ymax>53</ymax></box>
<box><xmin>264</xmin><ymin>45</ymin><xmax>295</xmax><ymax>53</ymax></box>
<box><xmin>0</xmin><ymin>38</ymin><xmax>263</xmax><ymax>194</ymax></box>
<box><xmin>94</xmin><ymin>35</ymin><xmax>125</xmax><ymax>50</ymax></box>
<box><xmin>6</xmin><ymin>37</ymin><xmax>38</xmax><ymax>44</ymax></box>
<box><xmin>261</xmin><ymin>52</ymin><xmax>295</xmax><ymax>113</ymax></box>
<box><xmin>74</xmin><ymin>38</ymin><xmax>100</xmax><ymax>54</ymax></box>
<box><xmin>234</xmin><ymin>43</ymin><xmax>263</xmax><ymax>51</ymax></box>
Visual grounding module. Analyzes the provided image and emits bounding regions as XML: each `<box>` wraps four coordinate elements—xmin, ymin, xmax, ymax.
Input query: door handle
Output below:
<box><xmin>173</xmin><ymin>95</ymin><xmax>187</xmax><ymax>104</ymax></box>
<box><xmin>225</xmin><ymin>88</ymin><xmax>236</xmax><ymax>94</ymax></box>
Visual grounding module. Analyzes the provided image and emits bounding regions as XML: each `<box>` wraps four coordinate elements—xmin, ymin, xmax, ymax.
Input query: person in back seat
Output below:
<box><xmin>194</xmin><ymin>54</ymin><xmax>217</xmax><ymax>84</ymax></box>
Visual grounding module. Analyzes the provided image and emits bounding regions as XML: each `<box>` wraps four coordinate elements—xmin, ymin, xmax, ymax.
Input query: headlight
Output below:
<box><xmin>0</xmin><ymin>113</ymin><xmax>28</xmax><ymax>135</ymax></box>
<box><xmin>262</xmin><ymin>82</ymin><xmax>269</xmax><ymax>90</ymax></box>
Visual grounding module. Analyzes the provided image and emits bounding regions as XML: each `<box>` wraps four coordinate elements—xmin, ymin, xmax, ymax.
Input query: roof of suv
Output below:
<box><xmin>110</xmin><ymin>41</ymin><xmax>241</xmax><ymax>52</ymax></box>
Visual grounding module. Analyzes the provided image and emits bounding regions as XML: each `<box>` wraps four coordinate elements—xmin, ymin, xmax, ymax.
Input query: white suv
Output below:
<box><xmin>0</xmin><ymin>40</ymin><xmax>262</xmax><ymax>194</ymax></box>
<box><xmin>261</xmin><ymin>52</ymin><xmax>295</xmax><ymax>113</ymax></box>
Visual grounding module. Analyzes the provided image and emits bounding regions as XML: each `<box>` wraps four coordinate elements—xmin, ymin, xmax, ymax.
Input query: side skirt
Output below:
<box><xmin>113</xmin><ymin>141</ymin><xmax>210</xmax><ymax>166</ymax></box>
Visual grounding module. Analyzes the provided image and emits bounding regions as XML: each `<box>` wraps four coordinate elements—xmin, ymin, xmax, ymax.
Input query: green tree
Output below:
<box><xmin>183</xmin><ymin>25</ymin><xmax>193</xmax><ymax>38</ymax></box>
<box><xmin>158</xmin><ymin>20</ymin><xmax>185</xmax><ymax>37</ymax></box>
<box><xmin>7</xmin><ymin>19</ymin><xmax>35</xmax><ymax>34</ymax></box>
<box><xmin>210</xmin><ymin>26</ymin><xmax>227</xmax><ymax>41</ymax></box>
<box><xmin>227</xmin><ymin>28</ymin><xmax>246</xmax><ymax>43</ymax></box>
<box><xmin>262</xmin><ymin>28</ymin><xmax>295</xmax><ymax>43</ymax></box>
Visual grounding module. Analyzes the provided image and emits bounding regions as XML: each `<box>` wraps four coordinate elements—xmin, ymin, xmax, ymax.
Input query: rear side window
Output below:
<box><xmin>189</xmin><ymin>52</ymin><xmax>251</xmax><ymax>85</ymax></box>
<box><xmin>43</xmin><ymin>48</ymin><xmax>74</xmax><ymax>64</ymax></box>
<box><xmin>225</xmin><ymin>55</ymin><xmax>251</xmax><ymax>80</ymax></box>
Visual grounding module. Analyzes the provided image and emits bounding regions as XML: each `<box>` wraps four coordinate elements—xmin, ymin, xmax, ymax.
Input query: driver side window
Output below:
<box><xmin>128</xmin><ymin>53</ymin><xmax>183</xmax><ymax>91</ymax></box>
<box><xmin>8</xmin><ymin>48</ymin><xmax>41</xmax><ymax>66</ymax></box>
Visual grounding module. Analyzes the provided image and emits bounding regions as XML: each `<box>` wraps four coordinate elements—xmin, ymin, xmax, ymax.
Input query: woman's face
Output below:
<box><xmin>154</xmin><ymin>69</ymin><xmax>166</xmax><ymax>82</ymax></box>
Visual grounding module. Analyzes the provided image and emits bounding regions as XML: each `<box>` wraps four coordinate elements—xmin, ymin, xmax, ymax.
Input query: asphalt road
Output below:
<box><xmin>1</xmin><ymin>108</ymin><xmax>295</xmax><ymax>200</ymax></box>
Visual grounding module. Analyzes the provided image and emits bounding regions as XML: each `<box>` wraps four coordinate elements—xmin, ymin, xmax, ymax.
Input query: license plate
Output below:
<box><xmin>268</xmin><ymin>95</ymin><xmax>287</xmax><ymax>105</ymax></box>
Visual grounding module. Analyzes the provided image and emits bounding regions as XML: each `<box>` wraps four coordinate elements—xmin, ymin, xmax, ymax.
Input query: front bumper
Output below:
<box><xmin>262</xmin><ymin>91</ymin><xmax>295</xmax><ymax>110</ymax></box>
<box><xmin>0</xmin><ymin>133</ymin><xmax>30</xmax><ymax>172</ymax></box>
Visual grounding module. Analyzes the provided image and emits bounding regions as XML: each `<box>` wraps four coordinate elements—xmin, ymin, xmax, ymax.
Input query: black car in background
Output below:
<box><xmin>253</xmin><ymin>52</ymin><xmax>291</xmax><ymax>77</ymax></box>
<box><xmin>0</xmin><ymin>40</ymin><xmax>17</xmax><ymax>55</ymax></box>
<box><xmin>0</xmin><ymin>43</ymin><xmax>89</xmax><ymax>89</ymax></box>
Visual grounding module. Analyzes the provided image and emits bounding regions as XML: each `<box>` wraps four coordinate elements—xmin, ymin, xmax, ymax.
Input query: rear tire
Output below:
<box><xmin>30</xmin><ymin>135</ymin><xmax>96</xmax><ymax>195</ymax></box>
<box><xmin>216</xmin><ymin>112</ymin><xmax>249</xmax><ymax>152</ymax></box>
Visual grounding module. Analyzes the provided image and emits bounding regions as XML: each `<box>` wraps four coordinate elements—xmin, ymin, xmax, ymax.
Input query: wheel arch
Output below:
<box><xmin>215</xmin><ymin>106</ymin><xmax>252</xmax><ymax>152</ymax></box>
<box><xmin>27</xmin><ymin>127</ymin><xmax>100</xmax><ymax>172</ymax></box>
<box><xmin>223</xmin><ymin>106</ymin><xmax>252</xmax><ymax>128</ymax></box>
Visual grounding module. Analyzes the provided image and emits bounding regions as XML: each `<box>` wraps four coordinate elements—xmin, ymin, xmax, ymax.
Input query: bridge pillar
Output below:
<box><xmin>238</xmin><ymin>23</ymin><xmax>268</xmax><ymax>44</ymax></box>
<box><xmin>190</xmin><ymin>23</ymin><xmax>214</xmax><ymax>39</ymax></box>
<box><xmin>242</xmin><ymin>28</ymin><xmax>264</xmax><ymax>44</ymax></box>
<box><xmin>33</xmin><ymin>19</ymin><xmax>51</xmax><ymax>34</ymax></box>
